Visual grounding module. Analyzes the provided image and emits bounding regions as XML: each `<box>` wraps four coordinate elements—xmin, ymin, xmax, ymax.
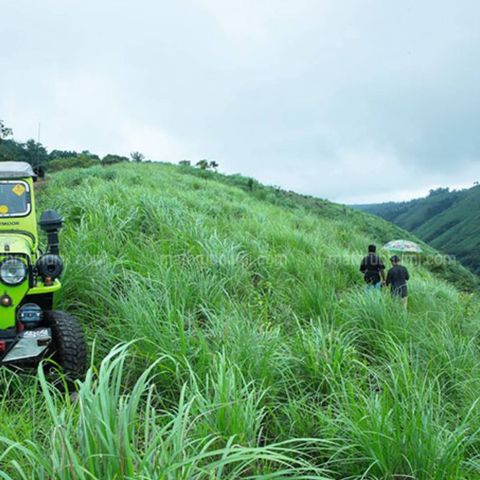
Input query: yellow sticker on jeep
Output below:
<box><xmin>12</xmin><ymin>184</ymin><xmax>26</xmax><ymax>196</ymax></box>
<box><xmin>0</xmin><ymin>205</ymin><xmax>9</xmax><ymax>214</ymax></box>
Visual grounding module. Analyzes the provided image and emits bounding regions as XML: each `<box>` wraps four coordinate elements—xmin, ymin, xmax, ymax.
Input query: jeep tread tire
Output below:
<box><xmin>45</xmin><ymin>310</ymin><xmax>87</xmax><ymax>383</ymax></box>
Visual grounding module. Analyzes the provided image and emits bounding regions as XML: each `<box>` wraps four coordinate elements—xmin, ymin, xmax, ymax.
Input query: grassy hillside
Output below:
<box><xmin>355</xmin><ymin>185</ymin><xmax>480</xmax><ymax>274</ymax></box>
<box><xmin>1</xmin><ymin>163</ymin><xmax>480</xmax><ymax>479</ymax></box>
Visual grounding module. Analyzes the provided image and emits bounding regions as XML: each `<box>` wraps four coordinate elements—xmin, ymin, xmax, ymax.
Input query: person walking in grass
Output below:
<box><xmin>360</xmin><ymin>244</ymin><xmax>386</xmax><ymax>290</ymax></box>
<box><xmin>386</xmin><ymin>255</ymin><xmax>410</xmax><ymax>309</ymax></box>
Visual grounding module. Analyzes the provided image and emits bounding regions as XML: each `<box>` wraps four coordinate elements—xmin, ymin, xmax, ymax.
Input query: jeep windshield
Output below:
<box><xmin>0</xmin><ymin>181</ymin><xmax>31</xmax><ymax>217</ymax></box>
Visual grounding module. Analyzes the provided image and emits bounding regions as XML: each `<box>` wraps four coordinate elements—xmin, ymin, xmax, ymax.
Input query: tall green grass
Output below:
<box><xmin>1</xmin><ymin>162</ymin><xmax>480</xmax><ymax>478</ymax></box>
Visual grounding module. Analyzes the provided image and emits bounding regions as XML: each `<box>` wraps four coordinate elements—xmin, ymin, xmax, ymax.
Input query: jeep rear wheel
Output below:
<box><xmin>45</xmin><ymin>310</ymin><xmax>87</xmax><ymax>383</ymax></box>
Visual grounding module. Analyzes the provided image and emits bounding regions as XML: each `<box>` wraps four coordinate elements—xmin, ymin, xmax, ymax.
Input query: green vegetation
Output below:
<box><xmin>0</xmin><ymin>162</ymin><xmax>479</xmax><ymax>478</ymax></box>
<box><xmin>130</xmin><ymin>151</ymin><xmax>146</xmax><ymax>163</ymax></box>
<box><xmin>0</xmin><ymin>122</ymin><xmax>130</xmax><ymax>171</ymax></box>
<box><xmin>48</xmin><ymin>153</ymin><xmax>101</xmax><ymax>172</ymax></box>
<box><xmin>0</xmin><ymin>137</ymin><xmax>122</xmax><ymax>172</ymax></box>
<box><xmin>0</xmin><ymin>120</ymin><xmax>12</xmax><ymax>142</ymax></box>
<box><xmin>355</xmin><ymin>185</ymin><xmax>480</xmax><ymax>275</ymax></box>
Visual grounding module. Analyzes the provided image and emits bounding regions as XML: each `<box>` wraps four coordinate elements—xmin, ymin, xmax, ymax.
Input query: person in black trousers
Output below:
<box><xmin>386</xmin><ymin>255</ymin><xmax>410</xmax><ymax>309</ymax></box>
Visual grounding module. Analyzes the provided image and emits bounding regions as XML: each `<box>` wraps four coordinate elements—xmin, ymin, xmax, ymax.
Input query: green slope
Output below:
<box><xmin>1</xmin><ymin>163</ymin><xmax>480</xmax><ymax>479</ymax></box>
<box><xmin>355</xmin><ymin>185</ymin><xmax>480</xmax><ymax>274</ymax></box>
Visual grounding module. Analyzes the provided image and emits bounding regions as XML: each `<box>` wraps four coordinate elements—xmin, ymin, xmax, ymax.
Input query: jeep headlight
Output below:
<box><xmin>0</xmin><ymin>258</ymin><xmax>27</xmax><ymax>285</ymax></box>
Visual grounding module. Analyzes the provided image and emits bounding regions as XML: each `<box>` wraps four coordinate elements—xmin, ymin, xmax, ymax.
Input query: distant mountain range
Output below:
<box><xmin>353</xmin><ymin>184</ymin><xmax>480</xmax><ymax>275</ymax></box>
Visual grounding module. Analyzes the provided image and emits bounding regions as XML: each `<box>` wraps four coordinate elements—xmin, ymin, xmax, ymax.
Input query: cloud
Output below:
<box><xmin>117</xmin><ymin>122</ymin><xmax>192</xmax><ymax>161</ymax></box>
<box><xmin>1</xmin><ymin>0</ymin><xmax>480</xmax><ymax>203</ymax></box>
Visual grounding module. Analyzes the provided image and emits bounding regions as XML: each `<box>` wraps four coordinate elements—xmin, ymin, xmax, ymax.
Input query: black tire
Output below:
<box><xmin>44</xmin><ymin>310</ymin><xmax>87</xmax><ymax>383</ymax></box>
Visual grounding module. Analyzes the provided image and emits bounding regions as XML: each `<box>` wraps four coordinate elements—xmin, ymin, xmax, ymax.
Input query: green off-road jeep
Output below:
<box><xmin>0</xmin><ymin>162</ymin><xmax>87</xmax><ymax>382</ymax></box>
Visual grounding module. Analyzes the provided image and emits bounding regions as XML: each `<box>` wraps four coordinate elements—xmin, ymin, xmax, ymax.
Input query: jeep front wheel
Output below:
<box><xmin>45</xmin><ymin>310</ymin><xmax>87</xmax><ymax>383</ymax></box>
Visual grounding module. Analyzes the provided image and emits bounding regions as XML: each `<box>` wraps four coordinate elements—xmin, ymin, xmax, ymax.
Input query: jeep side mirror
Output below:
<box><xmin>39</xmin><ymin>210</ymin><xmax>64</xmax><ymax>255</ymax></box>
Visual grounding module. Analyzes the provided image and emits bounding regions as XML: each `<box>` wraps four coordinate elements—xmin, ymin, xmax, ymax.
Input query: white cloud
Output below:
<box><xmin>117</xmin><ymin>122</ymin><xmax>192</xmax><ymax>161</ymax></box>
<box><xmin>1</xmin><ymin>0</ymin><xmax>480</xmax><ymax>203</ymax></box>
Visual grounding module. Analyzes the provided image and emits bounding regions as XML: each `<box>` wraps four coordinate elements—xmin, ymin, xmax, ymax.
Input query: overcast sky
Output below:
<box><xmin>1</xmin><ymin>0</ymin><xmax>479</xmax><ymax>203</ymax></box>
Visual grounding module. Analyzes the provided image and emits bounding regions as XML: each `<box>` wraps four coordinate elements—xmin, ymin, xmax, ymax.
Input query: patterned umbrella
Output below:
<box><xmin>384</xmin><ymin>239</ymin><xmax>422</xmax><ymax>253</ymax></box>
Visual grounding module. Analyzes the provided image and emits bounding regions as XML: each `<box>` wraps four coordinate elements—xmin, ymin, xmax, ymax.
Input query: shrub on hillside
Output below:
<box><xmin>48</xmin><ymin>154</ymin><xmax>101</xmax><ymax>172</ymax></box>
<box><xmin>130</xmin><ymin>152</ymin><xmax>145</xmax><ymax>163</ymax></box>
<box><xmin>101</xmin><ymin>154</ymin><xmax>129</xmax><ymax>166</ymax></box>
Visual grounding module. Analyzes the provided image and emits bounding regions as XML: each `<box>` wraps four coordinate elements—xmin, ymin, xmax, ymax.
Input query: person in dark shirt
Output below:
<box><xmin>360</xmin><ymin>244</ymin><xmax>386</xmax><ymax>290</ymax></box>
<box><xmin>386</xmin><ymin>255</ymin><xmax>410</xmax><ymax>309</ymax></box>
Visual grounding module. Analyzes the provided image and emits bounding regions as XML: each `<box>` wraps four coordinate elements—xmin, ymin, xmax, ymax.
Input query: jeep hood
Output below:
<box><xmin>0</xmin><ymin>235</ymin><xmax>33</xmax><ymax>255</ymax></box>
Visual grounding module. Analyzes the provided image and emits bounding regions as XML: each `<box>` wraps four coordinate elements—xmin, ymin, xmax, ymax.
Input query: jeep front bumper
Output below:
<box><xmin>0</xmin><ymin>327</ymin><xmax>52</xmax><ymax>363</ymax></box>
